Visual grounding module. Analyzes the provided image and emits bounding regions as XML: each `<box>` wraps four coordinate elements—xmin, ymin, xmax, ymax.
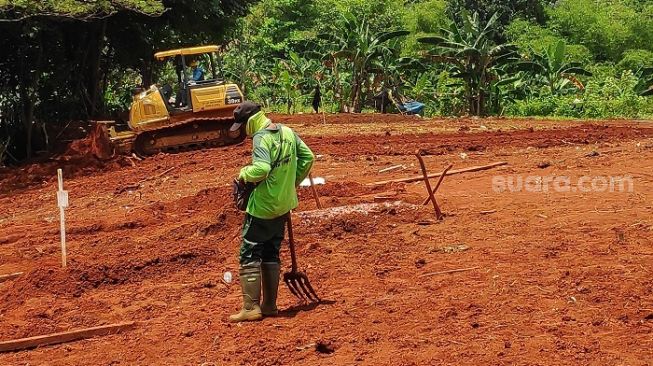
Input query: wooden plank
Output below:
<box><xmin>369</xmin><ymin>161</ymin><xmax>508</xmax><ymax>186</ymax></box>
<box><xmin>378</xmin><ymin>165</ymin><xmax>404</xmax><ymax>173</ymax></box>
<box><xmin>0</xmin><ymin>272</ymin><xmax>23</xmax><ymax>283</ymax></box>
<box><xmin>0</xmin><ymin>322</ymin><xmax>136</xmax><ymax>353</ymax></box>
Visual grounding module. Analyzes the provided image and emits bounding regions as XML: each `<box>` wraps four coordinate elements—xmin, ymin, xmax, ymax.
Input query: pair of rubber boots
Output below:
<box><xmin>229</xmin><ymin>262</ymin><xmax>279</xmax><ymax>322</ymax></box>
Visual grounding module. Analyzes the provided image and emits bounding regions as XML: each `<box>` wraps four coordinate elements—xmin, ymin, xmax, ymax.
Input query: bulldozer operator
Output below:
<box><xmin>229</xmin><ymin>101</ymin><xmax>315</xmax><ymax>323</ymax></box>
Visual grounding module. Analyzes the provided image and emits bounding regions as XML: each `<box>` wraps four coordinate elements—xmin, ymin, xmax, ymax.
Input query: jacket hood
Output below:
<box><xmin>246</xmin><ymin>111</ymin><xmax>271</xmax><ymax>137</ymax></box>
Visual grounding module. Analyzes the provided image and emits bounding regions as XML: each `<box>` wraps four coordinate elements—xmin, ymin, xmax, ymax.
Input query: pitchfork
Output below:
<box><xmin>284</xmin><ymin>214</ymin><xmax>321</xmax><ymax>303</ymax></box>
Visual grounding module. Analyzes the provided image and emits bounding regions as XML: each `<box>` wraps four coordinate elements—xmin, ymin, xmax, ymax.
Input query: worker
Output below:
<box><xmin>190</xmin><ymin>60</ymin><xmax>205</xmax><ymax>81</ymax></box>
<box><xmin>312</xmin><ymin>85</ymin><xmax>321</xmax><ymax>113</ymax></box>
<box><xmin>228</xmin><ymin>101</ymin><xmax>314</xmax><ymax>322</ymax></box>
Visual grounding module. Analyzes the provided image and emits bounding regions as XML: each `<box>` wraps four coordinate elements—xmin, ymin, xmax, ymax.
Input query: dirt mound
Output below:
<box><xmin>0</xmin><ymin>156</ymin><xmax>132</xmax><ymax>194</ymax></box>
<box><xmin>1</xmin><ymin>246</ymin><xmax>221</xmax><ymax>308</ymax></box>
<box><xmin>303</xmin><ymin>124</ymin><xmax>653</xmax><ymax>157</ymax></box>
<box><xmin>269</xmin><ymin>113</ymin><xmax>422</xmax><ymax>126</ymax></box>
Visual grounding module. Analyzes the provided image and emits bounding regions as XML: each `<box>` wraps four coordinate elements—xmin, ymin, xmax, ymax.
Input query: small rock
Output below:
<box><xmin>315</xmin><ymin>340</ymin><xmax>336</xmax><ymax>354</ymax></box>
<box><xmin>537</xmin><ymin>161</ymin><xmax>551</xmax><ymax>169</ymax></box>
<box><xmin>415</xmin><ymin>258</ymin><xmax>426</xmax><ymax>268</ymax></box>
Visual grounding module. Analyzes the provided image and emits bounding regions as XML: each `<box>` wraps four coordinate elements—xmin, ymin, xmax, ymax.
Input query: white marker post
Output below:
<box><xmin>56</xmin><ymin>169</ymin><xmax>69</xmax><ymax>268</ymax></box>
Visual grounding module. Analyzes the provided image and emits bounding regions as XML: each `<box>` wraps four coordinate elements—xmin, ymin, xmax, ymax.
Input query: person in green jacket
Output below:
<box><xmin>228</xmin><ymin>101</ymin><xmax>315</xmax><ymax>322</ymax></box>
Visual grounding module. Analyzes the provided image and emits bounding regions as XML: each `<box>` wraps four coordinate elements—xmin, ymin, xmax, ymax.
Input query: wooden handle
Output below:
<box><xmin>308</xmin><ymin>173</ymin><xmax>322</xmax><ymax>209</ymax></box>
<box><xmin>286</xmin><ymin>213</ymin><xmax>298</xmax><ymax>272</ymax></box>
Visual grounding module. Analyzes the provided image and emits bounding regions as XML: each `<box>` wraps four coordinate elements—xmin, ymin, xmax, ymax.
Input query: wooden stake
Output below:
<box><xmin>57</xmin><ymin>169</ymin><xmax>67</xmax><ymax>268</ymax></box>
<box><xmin>0</xmin><ymin>272</ymin><xmax>23</xmax><ymax>283</ymax></box>
<box><xmin>419</xmin><ymin>266</ymin><xmax>479</xmax><ymax>278</ymax></box>
<box><xmin>415</xmin><ymin>153</ymin><xmax>442</xmax><ymax>220</ymax></box>
<box><xmin>422</xmin><ymin>164</ymin><xmax>454</xmax><ymax>206</ymax></box>
<box><xmin>369</xmin><ymin>161</ymin><xmax>508</xmax><ymax>186</ymax></box>
<box><xmin>0</xmin><ymin>322</ymin><xmax>136</xmax><ymax>353</ymax></box>
<box><xmin>308</xmin><ymin>173</ymin><xmax>322</xmax><ymax>209</ymax></box>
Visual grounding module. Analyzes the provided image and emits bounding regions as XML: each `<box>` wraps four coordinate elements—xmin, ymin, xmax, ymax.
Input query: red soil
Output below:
<box><xmin>0</xmin><ymin>114</ymin><xmax>652</xmax><ymax>365</ymax></box>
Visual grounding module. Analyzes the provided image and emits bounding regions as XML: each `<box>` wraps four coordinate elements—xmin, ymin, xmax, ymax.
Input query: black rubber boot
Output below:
<box><xmin>261</xmin><ymin>262</ymin><xmax>280</xmax><ymax>316</ymax></box>
<box><xmin>229</xmin><ymin>264</ymin><xmax>263</xmax><ymax>323</ymax></box>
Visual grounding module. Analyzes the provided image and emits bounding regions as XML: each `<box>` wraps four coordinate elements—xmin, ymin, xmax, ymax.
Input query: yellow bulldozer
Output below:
<box><xmin>94</xmin><ymin>45</ymin><xmax>245</xmax><ymax>158</ymax></box>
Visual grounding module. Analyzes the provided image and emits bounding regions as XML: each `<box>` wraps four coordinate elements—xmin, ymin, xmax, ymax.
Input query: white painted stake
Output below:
<box><xmin>57</xmin><ymin>169</ymin><xmax>68</xmax><ymax>268</ymax></box>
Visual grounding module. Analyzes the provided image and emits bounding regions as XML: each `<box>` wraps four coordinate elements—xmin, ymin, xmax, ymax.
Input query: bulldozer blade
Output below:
<box><xmin>283</xmin><ymin>271</ymin><xmax>320</xmax><ymax>303</ymax></box>
<box><xmin>88</xmin><ymin>123</ymin><xmax>115</xmax><ymax>160</ymax></box>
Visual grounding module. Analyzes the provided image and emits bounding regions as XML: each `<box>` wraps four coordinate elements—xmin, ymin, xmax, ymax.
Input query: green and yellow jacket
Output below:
<box><xmin>238</xmin><ymin>111</ymin><xmax>314</xmax><ymax>219</ymax></box>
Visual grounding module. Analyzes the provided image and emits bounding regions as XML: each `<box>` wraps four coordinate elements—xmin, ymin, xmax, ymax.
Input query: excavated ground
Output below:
<box><xmin>1</xmin><ymin>113</ymin><xmax>652</xmax><ymax>365</ymax></box>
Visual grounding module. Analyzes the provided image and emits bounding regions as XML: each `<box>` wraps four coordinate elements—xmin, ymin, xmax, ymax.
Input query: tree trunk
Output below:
<box><xmin>141</xmin><ymin>58</ymin><xmax>153</xmax><ymax>87</ymax></box>
<box><xmin>22</xmin><ymin>97</ymin><xmax>35</xmax><ymax>160</ymax></box>
<box><xmin>19</xmin><ymin>23</ymin><xmax>43</xmax><ymax>160</ymax></box>
<box><xmin>351</xmin><ymin>70</ymin><xmax>365</xmax><ymax>113</ymax></box>
<box><xmin>86</xmin><ymin>20</ymin><xmax>107</xmax><ymax>119</ymax></box>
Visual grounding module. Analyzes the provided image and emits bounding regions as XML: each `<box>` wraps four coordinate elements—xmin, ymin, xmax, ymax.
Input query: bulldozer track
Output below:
<box><xmin>133</xmin><ymin>117</ymin><xmax>245</xmax><ymax>156</ymax></box>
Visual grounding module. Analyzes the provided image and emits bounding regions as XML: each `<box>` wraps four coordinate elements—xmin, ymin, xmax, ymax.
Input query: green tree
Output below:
<box><xmin>548</xmin><ymin>0</ymin><xmax>652</xmax><ymax>62</ymax></box>
<box><xmin>447</xmin><ymin>0</ymin><xmax>551</xmax><ymax>32</ymax></box>
<box><xmin>516</xmin><ymin>40</ymin><xmax>592</xmax><ymax>94</ymax></box>
<box><xmin>327</xmin><ymin>14</ymin><xmax>408</xmax><ymax>112</ymax></box>
<box><xmin>401</xmin><ymin>0</ymin><xmax>450</xmax><ymax>55</ymax></box>
<box><xmin>419</xmin><ymin>11</ymin><xmax>518</xmax><ymax>116</ymax></box>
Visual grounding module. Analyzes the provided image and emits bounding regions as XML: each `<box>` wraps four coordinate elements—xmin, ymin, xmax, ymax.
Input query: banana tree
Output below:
<box><xmin>515</xmin><ymin>40</ymin><xmax>592</xmax><ymax>94</ymax></box>
<box><xmin>418</xmin><ymin>11</ymin><xmax>518</xmax><ymax>116</ymax></box>
<box><xmin>635</xmin><ymin>67</ymin><xmax>653</xmax><ymax>96</ymax></box>
<box><xmin>326</xmin><ymin>14</ymin><xmax>409</xmax><ymax>112</ymax></box>
<box><xmin>372</xmin><ymin>47</ymin><xmax>424</xmax><ymax>92</ymax></box>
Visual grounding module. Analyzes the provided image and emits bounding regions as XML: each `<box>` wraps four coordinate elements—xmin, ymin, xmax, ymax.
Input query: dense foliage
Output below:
<box><xmin>2</xmin><ymin>0</ymin><xmax>653</xmax><ymax>164</ymax></box>
<box><xmin>225</xmin><ymin>0</ymin><xmax>653</xmax><ymax>119</ymax></box>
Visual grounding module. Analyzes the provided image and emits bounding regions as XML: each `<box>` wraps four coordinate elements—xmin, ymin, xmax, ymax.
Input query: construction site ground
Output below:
<box><xmin>1</xmin><ymin>113</ymin><xmax>652</xmax><ymax>365</ymax></box>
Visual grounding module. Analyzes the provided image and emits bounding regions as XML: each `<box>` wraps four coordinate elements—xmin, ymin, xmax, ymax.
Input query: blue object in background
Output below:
<box><xmin>403</xmin><ymin>101</ymin><xmax>425</xmax><ymax>115</ymax></box>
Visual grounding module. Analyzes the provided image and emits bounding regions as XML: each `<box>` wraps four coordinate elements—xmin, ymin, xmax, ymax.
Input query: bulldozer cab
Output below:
<box><xmin>154</xmin><ymin>45</ymin><xmax>226</xmax><ymax>111</ymax></box>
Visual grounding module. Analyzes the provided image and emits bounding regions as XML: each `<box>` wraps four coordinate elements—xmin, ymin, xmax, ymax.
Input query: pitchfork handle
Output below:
<box><xmin>287</xmin><ymin>213</ymin><xmax>299</xmax><ymax>272</ymax></box>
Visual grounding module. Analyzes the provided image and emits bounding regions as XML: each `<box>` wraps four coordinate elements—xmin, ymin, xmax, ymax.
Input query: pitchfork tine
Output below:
<box><xmin>285</xmin><ymin>277</ymin><xmax>306</xmax><ymax>301</ymax></box>
<box><xmin>297</xmin><ymin>278</ymin><xmax>313</xmax><ymax>301</ymax></box>
<box><xmin>300</xmin><ymin>276</ymin><xmax>321</xmax><ymax>302</ymax></box>
<box><xmin>298</xmin><ymin>277</ymin><xmax>319</xmax><ymax>302</ymax></box>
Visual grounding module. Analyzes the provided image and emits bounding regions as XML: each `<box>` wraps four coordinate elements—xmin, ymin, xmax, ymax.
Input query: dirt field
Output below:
<box><xmin>1</xmin><ymin>113</ymin><xmax>652</xmax><ymax>365</ymax></box>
